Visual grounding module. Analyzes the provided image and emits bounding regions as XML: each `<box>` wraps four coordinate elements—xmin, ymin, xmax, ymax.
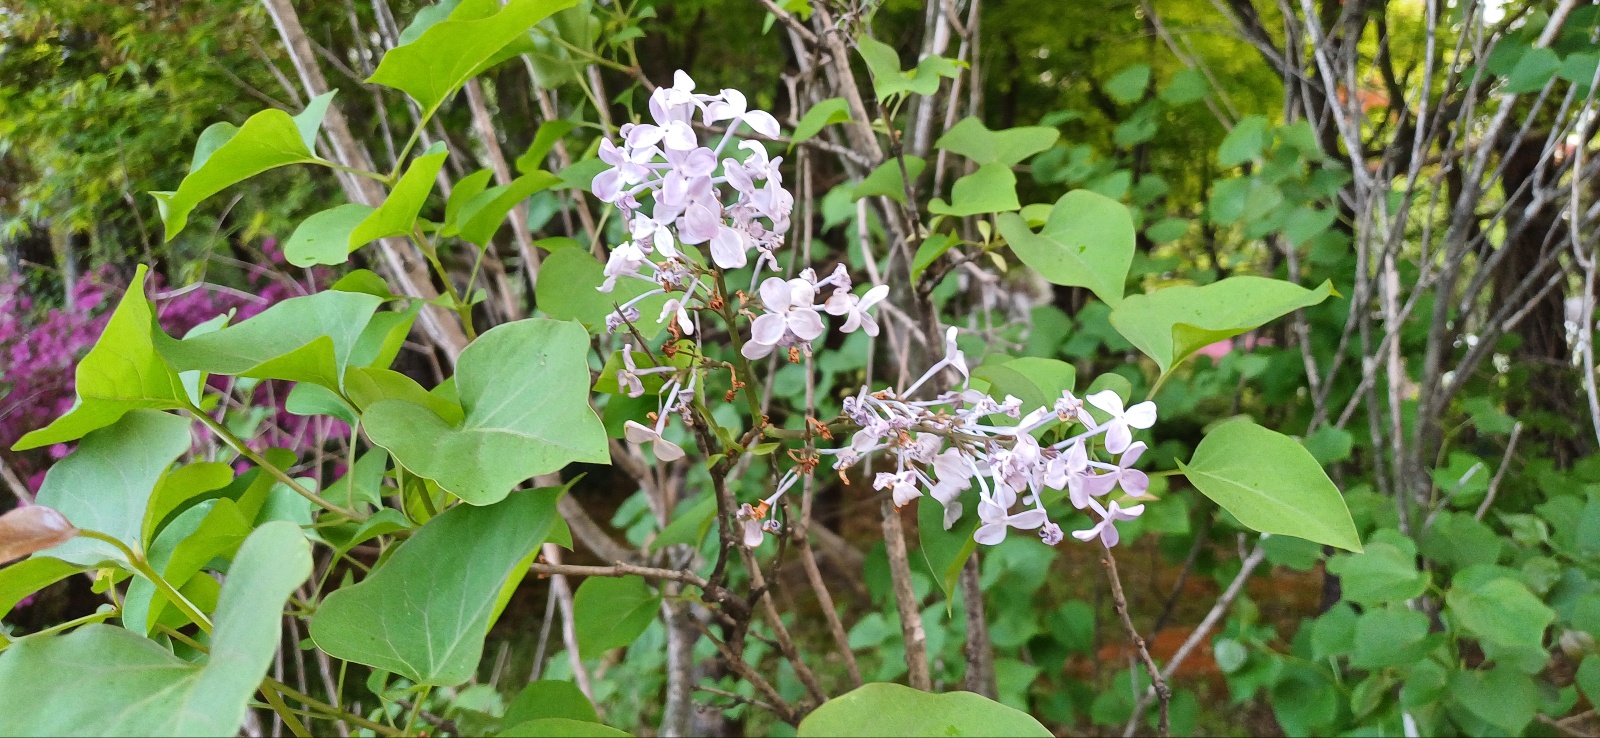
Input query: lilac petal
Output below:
<box><xmin>1086</xmin><ymin>389</ymin><xmax>1126</xmax><ymax>417</ymax></box>
<box><xmin>758</xmin><ymin>277</ymin><xmax>791</xmax><ymax>310</ymax></box>
<box><xmin>1080</xmin><ymin>471</ymin><xmax>1120</xmax><ymax>498</ymax></box>
<box><xmin>1124</xmin><ymin>401</ymin><xmax>1157</xmax><ymax>429</ymax></box>
<box><xmin>626</xmin><ymin>124</ymin><xmax>665</xmax><ymax>148</ymax></box>
<box><xmin>682</xmin><ymin>147</ymin><xmax>717</xmax><ymax>177</ymax></box>
<box><xmin>750</xmin><ymin>313</ymin><xmax>787</xmax><ymax>345</ymax></box>
<box><xmin>1099</xmin><ymin>524</ymin><xmax>1121</xmax><ymax>548</ymax></box>
<box><xmin>1071</xmin><ymin>523</ymin><xmax>1103</xmax><ymax>543</ymax></box>
<box><xmin>710</xmin><ymin>227</ymin><xmax>748</xmax><ymax>269</ymax></box>
<box><xmin>741</xmin><ymin>339</ymin><xmax>775</xmax><ymax>360</ymax></box>
<box><xmin>1008</xmin><ymin>509</ymin><xmax>1048</xmax><ymax>530</ymax></box>
<box><xmin>1120</xmin><ymin>469</ymin><xmax>1151</xmax><ymax>497</ymax></box>
<box><xmin>860</xmin><ymin>314</ymin><xmax>880</xmax><ymax>337</ymax></box>
<box><xmin>942</xmin><ymin>500</ymin><xmax>964</xmax><ymax>530</ymax></box>
<box><xmin>977</xmin><ymin>499</ymin><xmax>1008</xmax><ymax>523</ymax></box>
<box><xmin>744</xmin><ymin>110</ymin><xmax>781</xmax><ymax>138</ymax></box>
<box><xmin>788</xmin><ymin>308</ymin><xmax>825</xmax><ymax>341</ymax></box>
<box><xmin>743</xmin><ymin>519</ymin><xmax>764</xmax><ymax>547</ymax></box>
<box><xmin>1120</xmin><ymin>441</ymin><xmax>1147</xmax><ymax>467</ymax></box>
<box><xmin>591</xmin><ymin>169</ymin><xmax>623</xmax><ymax>203</ymax></box>
<box><xmin>973</xmin><ymin>522</ymin><xmax>1009</xmax><ymax>546</ymax></box>
<box><xmin>654</xmin><ymin>438</ymin><xmax>686</xmax><ymax>462</ymax></box>
<box><xmin>892</xmin><ymin>483</ymin><xmax>923</xmax><ymax>507</ymax></box>
<box><xmin>623</xmin><ymin>420</ymin><xmax>658</xmax><ymax>444</ymax></box>
<box><xmin>840</xmin><ymin>311</ymin><xmax>863</xmax><ymax>334</ymax></box>
<box><xmin>1103</xmin><ymin>421</ymin><xmax>1132</xmax><ymax>455</ymax></box>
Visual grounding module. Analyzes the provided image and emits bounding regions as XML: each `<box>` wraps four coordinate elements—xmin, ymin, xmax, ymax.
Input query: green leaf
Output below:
<box><xmin>456</xmin><ymin>171</ymin><xmax>562</xmax><ymax>246</ymax></box>
<box><xmin>501</xmin><ymin>718</ymin><xmax>632</xmax><ymax>737</ymax></box>
<box><xmin>797</xmin><ymin>682</ymin><xmax>1051</xmax><ymax>737</ymax></box>
<box><xmin>1217</xmin><ymin>115</ymin><xmax>1268</xmax><ymax>168</ymax></box>
<box><xmin>33</xmin><ymin>410</ymin><xmax>194</xmax><ymax>567</ymax></box>
<box><xmin>13</xmin><ymin>266</ymin><xmax>188</xmax><ymax>450</ymax></box>
<box><xmin>310</xmin><ymin>487</ymin><xmax>560</xmax><ymax>685</ymax></box>
<box><xmin>1560</xmin><ymin>52</ymin><xmax>1599</xmax><ymax>90</ymax></box>
<box><xmin>1158</xmin><ymin>68</ymin><xmax>1208</xmax><ymax>105</ymax></box>
<box><xmin>153</xmin><ymin>102</ymin><xmax>328</xmax><ymax>240</ymax></box>
<box><xmin>853</xmin><ymin>156</ymin><xmax>925</xmax><ymax>205</ymax></box>
<box><xmin>573</xmin><ymin>575</ymin><xmax>660</xmax><ymax>659</ymax></box>
<box><xmin>1449</xmin><ymin>666</ymin><xmax>1539</xmax><ymax>734</ymax></box>
<box><xmin>919</xmin><ymin>490</ymin><xmax>980</xmax><ymax>599</ymax></box>
<box><xmin>791</xmin><ymin>98</ymin><xmax>853</xmax><ymax>147</ymax></box>
<box><xmin>347</xmin><ymin>367</ymin><xmax>466</xmax><ymax>426</ymax></box>
<box><xmin>124</xmin><ymin>498</ymin><xmax>255</xmax><ymax>635</ymax></box>
<box><xmin>143</xmin><ymin>461</ymin><xmax>235</xmax><ymax>545</ymax></box>
<box><xmin>652</xmin><ymin>494</ymin><xmax>717</xmax><ymax>552</ymax></box>
<box><xmin>557</xmin><ymin>157</ymin><xmax>609</xmax><ymax>192</ymax></box>
<box><xmin>1180</xmin><ymin>420</ymin><xmax>1361</xmax><ymax>552</ymax></box>
<box><xmin>1349</xmin><ymin>606</ymin><xmax>1432</xmax><ymax>668</ymax></box>
<box><xmin>351</xmin><ymin>142</ymin><xmax>449</xmax><ymax>247</ymax></box>
<box><xmin>935</xmin><ymin>117</ymin><xmax>1060</xmax><ymax>166</ymax></box>
<box><xmin>369</xmin><ymin>0</ymin><xmax>578</xmax><ymax>118</ymax></box>
<box><xmin>911</xmin><ymin>232</ymin><xmax>958</xmax><ymax>283</ymax></box>
<box><xmin>971</xmin><ymin>357</ymin><xmax>1076</xmax><ymax>414</ymax></box>
<box><xmin>927</xmin><ymin>163</ymin><xmax>1020</xmax><ymax>217</ymax></box>
<box><xmin>284</xmin><ymin>204</ymin><xmax>377</xmax><ymax>268</ymax></box>
<box><xmin>363</xmin><ymin>319</ymin><xmax>607</xmax><ymax>505</ymax></box>
<box><xmin>1325</xmin><ymin>530</ymin><xmax>1425</xmax><ymax>603</ymax></box>
<box><xmin>1447</xmin><ymin>578</ymin><xmax>1555</xmax><ymax>655</ymax></box>
<box><xmin>1108</xmin><ymin>276</ymin><xmax>1334</xmax><ymax>375</ymax></box>
<box><xmin>997</xmin><ymin>190</ymin><xmax>1134</xmax><ymax>305</ymax></box>
<box><xmin>504</xmin><ymin>680</ymin><xmax>600</xmax><ymax>727</ymax></box>
<box><xmin>857</xmin><ymin>37</ymin><xmax>959</xmax><ymax>101</ymax></box>
<box><xmin>0</xmin><ymin>558</ymin><xmax>87</xmax><ymax>619</ymax></box>
<box><xmin>516</xmin><ymin>120</ymin><xmax>578</xmax><ymax>175</ymax></box>
<box><xmin>1301</xmin><ymin>427</ymin><xmax>1353</xmax><ymax>465</ymax></box>
<box><xmin>534</xmin><ymin>248</ymin><xmax>669</xmax><ymax>336</ymax></box>
<box><xmin>1104</xmin><ymin>64</ymin><xmax>1151</xmax><ymax>104</ymax></box>
<box><xmin>1283</xmin><ymin>205</ymin><xmax>1336</xmax><ymax>246</ymax></box>
<box><xmin>159</xmin><ymin>291</ymin><xmax>385</xmax><ymax>391</ymax></box>
<box><xmin>1144</xmin><ymin>217</ymin><xmax>1189</xmax><ymax>244</ymax></box>
<box><xmin>1505</xmin><ymin>47</ymin><xmax>1560</xmax><ymax>94</ymax></box>
<box><xmin>0</xmin><ymin>522</ymin><xmax>311</xmax><ymax>736</ymax></box>
<box><xmin>446</xmin><ymin>169</ymin><xmax>497</xmax><ymax>228</ymax></box>
<box><xmin>1208</xmin><ymin>176</ymin><xmax>1250</xmax><ymax>225</ymax></box>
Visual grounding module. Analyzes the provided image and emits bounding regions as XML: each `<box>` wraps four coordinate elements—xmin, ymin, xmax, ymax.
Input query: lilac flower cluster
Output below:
<box><xmin>590</xmin><ymin>73</ymin><xmax>1160</xmax><ymax>551</ymax></box>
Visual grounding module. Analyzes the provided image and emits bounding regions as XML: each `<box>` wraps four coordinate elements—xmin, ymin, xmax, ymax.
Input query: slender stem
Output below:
<box><xmin>263</xmin><ymin>678</ymin><xmax>407</xmax><ymax>737</ymax></box>
<box><xmin>881</xmin><ymin>500</ymin><xmax>932</xmax><ymax>690</ymax></box>
<box><xmin>403</xmin><ymin>685</ymin><xmax>431</xmax><ymax>735</ymax></box>
<box><xmin>1102</xmin><ymin>547</ymin><xmax>1170</xmax><ymax>738</ymax></box>
<box><xmin>77</xmin><ymin>528</ymin><xmax>214</xmax><ymax>634</ymax></box>
<box><xmin>412</xmin><ymin>229</ymin><xmax>477</xmax><ymax>341</ymax></box>
<box><xmin>0</xmin><ymin>608</ymin><xmax>117</xmax><ymax>649</ymax></box>
<box><xmin>190</xmin><ymin>411</ymin><xmax>362</xmax><ymax>520</ymax></box>
<box><xmin>259</xmin><ymin>682</ymin><xmax>314</xmax><ymax>738</ymax></box>
<box><xmin>317</xmin><ymin>160</ymin><xmax>389</xmax><ymax>183</ymax></box>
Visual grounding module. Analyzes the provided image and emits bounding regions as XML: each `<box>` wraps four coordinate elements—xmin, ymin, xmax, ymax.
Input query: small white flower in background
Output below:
<box><xmin>743</xmin><ymin>277</ymin><xmax>825</xmax><ymax>359</ymax></box>
<box><xmin>941</xmin><ymin>327</ymin><xmax>970</xmax><ymax>383</ymax></box>
<box><xmin>973</xmin><ymin>486</ymin><xmax>1049</xmax><ymax>545</ymax></box>
<box><xmin>1039</xmin><ymin>521</ymin><xmax>1065</xmax><ymax>546</ymax></box>
<box><xmin>1054</xmin><ymin>390</ymin><xmax>1088</xmax><ymax>423</ymax></box>
<box><xmin>825</xmin><ymin>284</ymin><xmax>889</xmax><ymax>336</ymax></box>
<box><xmin>738</xmin><ymin>470</ymin><xmax>799</xmax><ymax>547</ymax></box>
<box><xmin>736</xmin><ymin>503</ymin><xmax>766</xmax><ymax>547</ymax></box>
<box><xmin>599</xmin><ymin>242</ymin><xmax>649</xmax><ymax>292</ymax></box>
<box><xmin>1080</xmin><ymin>441</ymin><xmax>1152</xmax><ymax>499</ymax></box>
<box><xmin>617</xmin><ymin>344</ymin><xmax>646</xmax><ymax>398</ymax></box>
<box><xmin>623</xmin><ymin>420</ymin><xmax>685</xmax><ymax>462</ymax></box>
<box><xmin>1073</xmin><ymin>497</ymin><xmax>1145</xmax><ymax>548</ymax></box>
<box><xmin>1085</xmin><ymin>389</ymin><xmax>1157</xmax><ymax>454</ymax></box>
<box><xmin>605</xmin><ymin>305</ymin><xmax>641</xmax><ymax>333</ymax></box>
<box><xmin>659</xmin><ymin>298</ymin><xmax>693</xmax><ymax>335</ymax></box>
<box><xmin>875</xmin><ymin>471</ymin><xmax>922</xmax><ymax>508</ymax></box>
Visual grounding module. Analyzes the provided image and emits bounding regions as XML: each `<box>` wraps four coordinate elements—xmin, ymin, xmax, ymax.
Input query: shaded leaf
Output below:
<box><xmin>997</xmin><ymin>190</ymin><xmax>1134</xmax><ymax>305</ymax></box>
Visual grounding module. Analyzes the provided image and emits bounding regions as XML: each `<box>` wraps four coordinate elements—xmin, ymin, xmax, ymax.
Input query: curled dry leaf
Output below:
<box><xmin>0</xmin><ymin>505</ymin><xmax>78</xmax><ymax>564</ymax></box>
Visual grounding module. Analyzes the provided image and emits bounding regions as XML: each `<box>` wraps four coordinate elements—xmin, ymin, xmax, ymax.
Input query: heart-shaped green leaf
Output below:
<box><xmin>0</xmin><ymin>521</ymin><xmax>311</xmax><ymax>736</ymax></box>
<box><xmin>573</xmin><ymin>575</ymin><xmax>660</xmax><ymax>659</ymax></box>
<box><xmin>797</xmin><ymin>683</ymin><xmax>1051</xmax><ymax>737</ymax></box>
<box><xmin>927</xmin><ymin>163</ymin><xmax>1020</xmax><ymax>217</ymax></box>
<box><xmin>363</xmin><ymin>319</ymin><xmax>606</xmax><ymax>505</ymax></box>
<box><xmin>33</xmin><ymin>410</ymin><xmax>194</xmax><ymax>567</ymax></box>
<box><xmin>997</xmin><ymin>190</ymin><xmax>1134</xmax><ymax>306</ymax></box>
<box><xmin>936</xmin><ymin>117</ymin><xmax>1059</xmax><ymax>166</ymax></box>
<box><xmin>309</xmin><ymin>487</ymin><xmax>561</xmax><ymax>685</ymax></box>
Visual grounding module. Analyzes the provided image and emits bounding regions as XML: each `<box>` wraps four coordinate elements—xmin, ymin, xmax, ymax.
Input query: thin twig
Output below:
<box><xmin>1102</xmin><ymin>548</ymin><xmax>1170</xmax><ymax>738</ymax></box>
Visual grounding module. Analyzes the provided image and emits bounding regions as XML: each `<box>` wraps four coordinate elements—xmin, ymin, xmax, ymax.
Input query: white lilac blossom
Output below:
<box><xmin>739</xmin><ymin>469</ymin><xmax>799</xmax><ymax>547</ymax></box>
<box><xmin>743</xmin><ymin>277</ymin><xmax>826</xmax><ymax>360</ymax></box>
<box><xmin>816</xmin><ymin>338</ymin><xmax>1158</xmax><ymax>549</ymax></box>
<box><xmin>622</xmin><ymin>376</ymin><xmax>697</xmax><ymax>462</ymax></box>
<box><xmin>1085</xmin><ymin>389</ymin><xmax>1157</xmax><ymax>454</ymax></box>
<box><xmin>825</xmin><ymin>284</ymin><xmax>890</xmax><ymax>336</ymax></box>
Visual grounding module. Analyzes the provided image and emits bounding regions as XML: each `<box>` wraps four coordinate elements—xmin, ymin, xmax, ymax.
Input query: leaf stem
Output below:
<box><xmin>189</xmin><ymin>410</ymin><xmax>363</xmax><ymax>520</ymax></box>
<box><xmin>76</xmin><ymin>528</ymin><xmax>214</xmax><ymax>634</ymax></box>
<box><xmin>263</xmin><ymin>677</ymin><xmax>407</xmax><ymax>737</ymax></box>
<box><xmin>318</xmin><ymin>160</ymin><xmax>390</xmax><ymax>183</ymax></box>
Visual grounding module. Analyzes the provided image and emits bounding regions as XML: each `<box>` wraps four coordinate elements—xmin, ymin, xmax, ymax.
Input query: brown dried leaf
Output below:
<box><xmin>0</xmin><ymin>505</ymin><xmax>78</xmax><ymax>564</ymax></box>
